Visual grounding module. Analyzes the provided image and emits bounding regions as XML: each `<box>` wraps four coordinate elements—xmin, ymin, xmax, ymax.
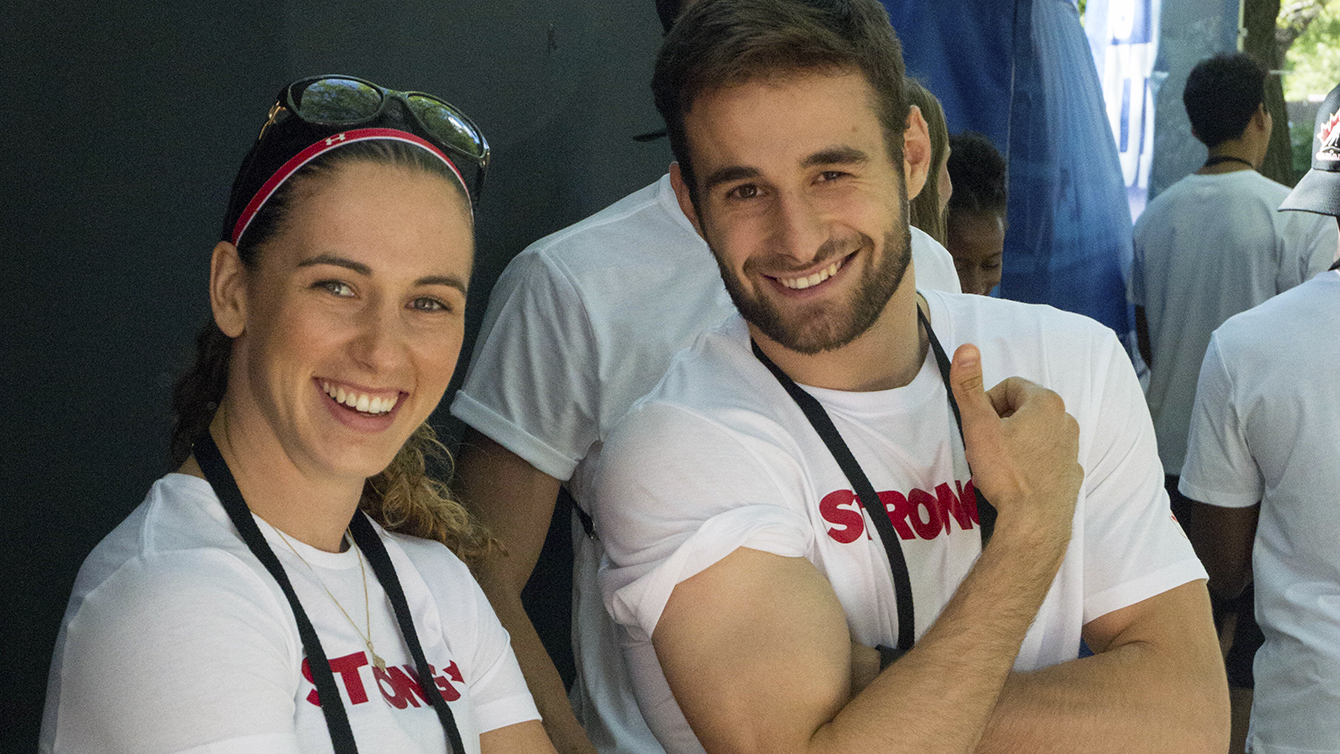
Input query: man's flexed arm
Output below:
<box><xmin>649</xmin><ymin>345</ymin><xmax>1084</xmax><ymax>754</ymax></box>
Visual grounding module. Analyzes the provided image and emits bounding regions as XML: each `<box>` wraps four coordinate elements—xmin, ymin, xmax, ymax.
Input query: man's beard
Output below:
<box><xmin>713</xmin><ymin>204</ymin><xmax>912</xmax><ymax>356</ymax></box>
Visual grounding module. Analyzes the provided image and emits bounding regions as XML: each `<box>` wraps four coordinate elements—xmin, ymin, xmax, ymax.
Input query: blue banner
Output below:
<box><xmin>884</xmin><ymin>0</ymin><xmax>1135</xmax><ymax>340</ymax></box>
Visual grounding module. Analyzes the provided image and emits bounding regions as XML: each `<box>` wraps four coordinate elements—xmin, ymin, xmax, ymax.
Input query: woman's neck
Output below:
<box><xmin>181</xmin><ymin>399</ymin><xmax>364</xmax><ymax>553</ymax></box>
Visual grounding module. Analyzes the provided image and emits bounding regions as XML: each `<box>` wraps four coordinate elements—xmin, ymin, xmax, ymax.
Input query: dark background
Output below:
<box><xmin>0</xmin><ymin>1</ymin><xmax>673</xmax><ymax>748</ymax></box>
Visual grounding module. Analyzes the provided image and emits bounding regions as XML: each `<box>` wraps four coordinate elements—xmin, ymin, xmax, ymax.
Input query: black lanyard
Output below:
<box><xmin>194</xmin><ymin>431</ymin><xmax>463</xmax><ymax>754</ymax></box>
<box><xmin>1202</xmin><ymin>155</ymin><xmax>1254</xmax><ymax>169</ymax></box>
<box><xmin>750</xmin><ymin>306</ymin><xmax>996</xmax><ymax>651</ymax></box>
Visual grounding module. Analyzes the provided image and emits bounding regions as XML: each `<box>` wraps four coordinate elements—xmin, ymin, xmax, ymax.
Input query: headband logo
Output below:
<box><xmin>325</xmin><ymin>133</ymin><xmax>347</xmax><ymax>147</ymax></box>
<box><xmin>1317</xmin><ymin>109</ymin><xmax>1340</xmax><ymax>162</ymax></box>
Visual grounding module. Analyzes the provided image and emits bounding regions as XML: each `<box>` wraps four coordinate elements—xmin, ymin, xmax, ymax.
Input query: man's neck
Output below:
<box><xmin>184</xmin><ymin>394</ymin><xmax>364</xmax><ymax>553</ymax></box>
<box><xmin>750</xmin><ymin>281</ymin><xmax>928</xmax><ymax>392</ymax></box>
<box><xmin>1196</xmin><ymin>140</ymin><xmax>1259</xmax><ymax>175</ymax></box>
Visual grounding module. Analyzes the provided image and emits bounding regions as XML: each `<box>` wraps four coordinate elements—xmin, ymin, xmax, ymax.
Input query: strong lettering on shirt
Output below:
<box><xmin>301</xmin><ymin>652</ymin><xmax>463</xmax><ymax>708</ymax></box>
<box><xmin>819</xmin><ymin>480</ymin><xmax>978</xmax><ymax>544</ymax></box>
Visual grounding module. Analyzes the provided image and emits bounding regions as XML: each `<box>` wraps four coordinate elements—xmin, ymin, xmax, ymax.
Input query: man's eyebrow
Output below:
<box><xmin>297</xmin><ymin>254</ymin><xmax>371</xmax><ymax>276</ymax></box>
<box><xmin>702</xmin><ymin>165</ymin><xmax>761</xmax><ymax>194</ymax></box>
<box><xmin>801</xmin><ymin>146</ymin><xmax>869</xmax><ymax>168</ymax></box>
<box><xmin>414</xmin><ymin>275</ymin><xmax>468</xmax><ymax>295</ymax></box>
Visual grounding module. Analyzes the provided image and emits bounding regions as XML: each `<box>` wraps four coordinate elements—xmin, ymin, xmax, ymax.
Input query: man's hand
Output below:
<box><xmin>950</xmin><ymin>343</ymin><xmax>1083</xmax><ymax>544</ymax></box>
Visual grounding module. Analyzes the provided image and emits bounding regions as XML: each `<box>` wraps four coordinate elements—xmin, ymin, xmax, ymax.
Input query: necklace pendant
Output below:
<box><xmin>369</xmin><ymin>642</ymin><xmax>386</xmax><ymax>670</ymax></box>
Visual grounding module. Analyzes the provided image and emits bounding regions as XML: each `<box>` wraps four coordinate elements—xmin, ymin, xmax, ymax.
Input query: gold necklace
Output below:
<box><xmin>272</xmin><ymin>525</ymin><xmax>387</xmax><ymax>670</ymax></box>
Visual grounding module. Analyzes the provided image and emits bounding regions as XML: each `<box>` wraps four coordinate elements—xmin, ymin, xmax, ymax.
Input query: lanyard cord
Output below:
<box><xmin>750</xmin><ymin>306</ymin><xmax>996</xmax><ymax>651</ymax></box>
<box><xmin>348</xmin><ymin>513</ymin><xmax>466</xmax><ymax>754</ymax></box>
<box><xmin>1202</xmin><ymin>155</ymin><xmax>1254</xmax><ymax>169</ymax></box>
<box><xmin>194</xmin><ymin>431</ymin><xmax>460</xmax><ymax>753</ymax></box>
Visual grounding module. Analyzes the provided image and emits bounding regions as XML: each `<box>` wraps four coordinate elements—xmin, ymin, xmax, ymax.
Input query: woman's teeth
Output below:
<box><xmin>779</xmin><ymin>259</ymin><xmax>843</xmax><ymax>290</ymax></box>
<box><xmin>322</xmin><ymin>382</ymin><xmax>398</xmax><ymax>415</ymax></box>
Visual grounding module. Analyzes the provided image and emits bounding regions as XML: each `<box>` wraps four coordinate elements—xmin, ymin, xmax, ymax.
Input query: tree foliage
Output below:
<box><xmin>1281</xmin><ymin>1</ymin><xmax>1340</xmax><ymax>101</ymax></box>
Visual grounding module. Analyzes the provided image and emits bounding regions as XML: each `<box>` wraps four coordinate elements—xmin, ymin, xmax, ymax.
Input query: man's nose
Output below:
<box><xmin>768</xmin><ymin>190</ymin><xmax>829</xmax><ymax>264</ymax></box>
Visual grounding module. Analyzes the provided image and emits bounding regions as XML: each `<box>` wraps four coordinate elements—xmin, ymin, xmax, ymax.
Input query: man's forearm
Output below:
<box><xmin>812</xmin><ymin>518</ymin><xmax>1071</xmax><ymax>754</ymax></box>
<box><xmin>477</xmin><ymin>570</ymin><xmax>595</xmax><ymax>754</ymax></box>
<box><xmin>975</xmin><ymin>582</ymin><xmax>1229</xmax><ymax>754</ymax></box>
<box><xmin>455</xmin><ymin>432</ymin><xmax>589</xmax><ymax>753</ymax></box>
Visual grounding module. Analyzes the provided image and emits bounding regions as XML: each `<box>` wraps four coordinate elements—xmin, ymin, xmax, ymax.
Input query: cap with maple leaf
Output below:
<box><xmin>1280</xmin><ymin>81</ymin><xmax>1340</xmax><ymax>216</ymax></box>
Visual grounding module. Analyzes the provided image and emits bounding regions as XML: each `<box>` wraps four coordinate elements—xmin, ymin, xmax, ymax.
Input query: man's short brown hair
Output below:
<box><xmin>652</xmin><ymin>0</ymin><xmax>910</xmax><ymax>205</ymax></box>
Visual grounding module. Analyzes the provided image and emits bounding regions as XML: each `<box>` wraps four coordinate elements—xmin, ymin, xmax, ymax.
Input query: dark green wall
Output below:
<box><xmin>0</xmin><ymin>2</ymin><xmax>672</xmax><ymax>747</ymax></box>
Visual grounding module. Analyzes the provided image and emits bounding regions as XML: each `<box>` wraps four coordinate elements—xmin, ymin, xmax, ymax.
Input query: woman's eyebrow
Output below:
<box><xmin>297</xmin><ymin>253</ymin><xmax>371</xmax><ymax>276</ymax></box>
<box><xmin>415</xmin><ymin>275</ymin><xmax>468</xmax><ymax>294</ymax></box>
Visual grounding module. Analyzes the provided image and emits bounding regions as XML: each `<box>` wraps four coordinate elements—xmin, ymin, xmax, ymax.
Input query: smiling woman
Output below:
<box><xmin>40</xmin><ymin>77</ymin><xmax>556</xmax><ymax>754</ymax></box>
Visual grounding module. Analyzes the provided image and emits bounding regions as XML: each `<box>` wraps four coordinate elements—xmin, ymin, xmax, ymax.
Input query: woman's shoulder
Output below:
<box><xmin>378</xmin><ymin>526</ymin><xmax>478</xmax><ymax>594</ymax></box>
<box><xmin>67</xmin><ymin>474</ymin><xmax>294</xmax><ymax>648</ymax></box>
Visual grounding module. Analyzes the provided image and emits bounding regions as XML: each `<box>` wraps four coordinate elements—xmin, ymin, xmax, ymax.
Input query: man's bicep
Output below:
<box><xmin>1081</xmin><ymin>580</ymin><xmax>1215</xmax><ymax>657</ymax></box>
<box><xmin>653</xmin><ymin>547</ymin><xmax>850</xmax><ymax>754</ymax></box>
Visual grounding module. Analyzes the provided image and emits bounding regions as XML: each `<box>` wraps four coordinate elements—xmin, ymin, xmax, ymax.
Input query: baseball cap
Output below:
<box><xmin>1280</xmin><ymin>80</ymin><xmax>1340</xmax><ymax>216</ymax></box>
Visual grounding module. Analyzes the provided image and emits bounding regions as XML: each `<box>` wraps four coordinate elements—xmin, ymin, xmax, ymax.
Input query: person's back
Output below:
<box><xmin>1132</xmin><ymin>169</ymin><xmax>1331</xmax><ymax>471</ymax></box>
<box><xmin>1180</xmin><ymin>81</ymin><xmax>1340</xmax><ymax>753</ymax></box>
<box><xmin>1182</xmin><ymin>269</ymin><xmax>1340</xmax><ymax>753</ymax></box>
<box><xmin>1129</xmin><ymin>52</ymin><xmax>1335</xmax><ymax>477</ymax></box>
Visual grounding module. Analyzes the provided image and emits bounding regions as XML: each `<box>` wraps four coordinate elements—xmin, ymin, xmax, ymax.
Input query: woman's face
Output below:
<box><xmin>229</xmin><ymin>160</ymin><xmax>473</xmax><ymax>483</ymax></box>
<box><xmin>946</xmin><ymin>210</ymin><xmax>1004</xmax><ymax>296</ymax></box>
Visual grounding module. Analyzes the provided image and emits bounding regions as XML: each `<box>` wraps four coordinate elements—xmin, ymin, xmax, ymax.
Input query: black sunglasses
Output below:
<box><xmin>260</xmin><ymin>75</ymin><xmax>491</xmax><ymax>202</ymax></box>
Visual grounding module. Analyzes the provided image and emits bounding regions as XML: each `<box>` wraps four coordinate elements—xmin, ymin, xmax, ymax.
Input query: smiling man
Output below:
<box><xmin>591</xmin><ymin>1</ymin><xmax>1228</xmax><ymax>753</ymax></box>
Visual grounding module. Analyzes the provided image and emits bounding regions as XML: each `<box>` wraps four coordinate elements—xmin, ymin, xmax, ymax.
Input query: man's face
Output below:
<box><xmin>672</xmin><ymin>70</ymin><xmax>924</xmax><ymax>355</ymax></box>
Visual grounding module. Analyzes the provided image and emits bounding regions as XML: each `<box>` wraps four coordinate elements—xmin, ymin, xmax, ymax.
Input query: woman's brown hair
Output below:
<box><xmin>906</xmin><ymin>78</ymin><xmax>949</xmax><ymax>246</ymax></box>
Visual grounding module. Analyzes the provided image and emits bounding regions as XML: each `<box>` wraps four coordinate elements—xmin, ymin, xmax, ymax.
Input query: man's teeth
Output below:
<box><xmin>322</xmin><ymin>382</ymin><xmax>399</xmax><ymax>415</ymax></box>
<box><xmin>780</xmin><ymin>259</ymin><xmax>843</xmax><ymax>290</ymax></box>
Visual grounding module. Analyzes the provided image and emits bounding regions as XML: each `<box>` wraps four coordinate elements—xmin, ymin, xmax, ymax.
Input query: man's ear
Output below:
<box><xmin>1252</xmin><ymin>103</ymin><xmax>1271</xmax><ymax>133</ymax></box>
<box><xmin>210</xmin><ymin>241</ymin><xmax>248</xmax><ymax>338</ymax></box>
<box><xmin>903</xmin><ymin>104</ymin><xmax>932</xmax><ymax>202</ymax></box>
<box><xmin>669</xmin><ymin>161</ymin><xmax>706</xmax><ymax>239</ymax></box>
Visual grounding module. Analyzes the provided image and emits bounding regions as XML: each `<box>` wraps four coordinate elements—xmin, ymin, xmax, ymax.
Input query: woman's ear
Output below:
<box><xmin>210</xmin><ymin>241</ymin><xmax>248</xmax><ymax>338</ymax></box>
<box><xmin>903</xmin><ymin>104</ymin><xmax>932</xmax><ymax>202</ymax></box>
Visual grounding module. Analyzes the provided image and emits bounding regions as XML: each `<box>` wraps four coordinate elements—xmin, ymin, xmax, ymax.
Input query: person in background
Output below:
<box><xmin>945</xmin><ymin>130</ymin><xmax>1008</xmax><ymax>296</ymax></box>
<box><xmin>40</xmin><ymin>75</ymin><xmax>554</xmax><ymax>754</ymax></box>
<box><xmin>1127</xmin><ymin>55</ymin><xmax>1336</xmax><ymax>743</ymax></box>
<box><xmin>907</xmin><ymin>78</ymin><xmax>952</xmax><ymax>246</ymax></box>
<box><xmin>448</xmin><ymin>1</ymin><xmax>961</xmax><ymax>752</ymax></box>
<box><xmin>1179</xmin><ymin>79</ymin><xmax>1340</xmax><ymax>754</ymax></box>
<box><xmin>593</xmin><ymin>0</ymin><xmax>1227</xmax><ymax>751</ymax></box>
<box><xmin>1129</xmin><ymin>51</ymin><xmax>1335</xmax><ymax>511</ymax></box>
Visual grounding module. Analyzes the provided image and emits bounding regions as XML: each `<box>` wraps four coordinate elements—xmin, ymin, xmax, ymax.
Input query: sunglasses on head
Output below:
<box><xmin>259</xmin><ymin>75</ymin><xmax>491</xmax><ymax>203</ymax></box>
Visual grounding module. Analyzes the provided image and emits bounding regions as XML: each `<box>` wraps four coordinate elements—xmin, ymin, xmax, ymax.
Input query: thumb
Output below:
<box><xmin>949</xmin><ymin>343</ymin><xmax>999</xmax><ymax>447</ymax></box>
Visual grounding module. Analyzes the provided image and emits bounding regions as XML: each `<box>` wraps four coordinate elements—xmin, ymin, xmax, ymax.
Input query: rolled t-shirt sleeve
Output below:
<box><xmin>1075</xmin><ymin>331</ymin><xmax>1207</xmax><ymax>623</ymax></box>
<box><xmin>1179</xmin><ymin>334</ymin><xmax>1261</xmax><ymax>509</ymax></box>
<box><xmin>451</xmin><ymin>249</ymin><xmax>601</xmax><ymax>481</ymax></box>
<box><xmin>595</xmin><ymin>401</ymin><xmax>814</xmax><ymax>642</ymax></box>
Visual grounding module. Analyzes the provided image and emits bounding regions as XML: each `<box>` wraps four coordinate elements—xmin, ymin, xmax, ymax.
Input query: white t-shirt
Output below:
<box><xmin>40</xmin><ymin>474</ymin><xmax>538</xmax><ymax>754</ymax></box>
<box><xmin>1180</xmin><ymin>269</ymin><xmax>1340</xmax><ymax>754</ymax></box>
<box><xmin>594</xmin><ymin>290</ymin><xmax>1206</xmax><ymax>754</ymax></box>
<box><xmin>449</xmin><ymin>173</ymin><xmax>960</xmax><ymax>753</ymax></box>
<box><xmin>1128</xmin><ymin>169</ymin><xmax>1337</xmax><ymax>475</ymax></box>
